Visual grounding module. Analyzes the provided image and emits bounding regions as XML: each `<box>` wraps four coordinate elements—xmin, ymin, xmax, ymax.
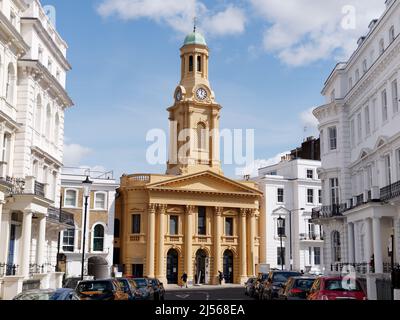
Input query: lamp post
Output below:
<box><xmin>81</xmin><ymin>176</ymin><xmax>93</xmax><ymax>281</ymax></box>
<box><xmin>288</xmin><ymin>208</ymin><xmax>305</xmax><ymax>271</ymax></box>
<box><xmin>277</xmin><ymin>216</ymin><xmax>285</xmax><ymax>271</ymax></box>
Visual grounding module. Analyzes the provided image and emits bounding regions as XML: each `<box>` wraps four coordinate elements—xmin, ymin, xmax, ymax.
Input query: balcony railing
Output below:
<box><xmin>311</xmin><ymin>204</ymin><xmax>347</xmax><ymax>220</ymax></box>
<box><xmin>330</xmin><ymin>262</ymin><xmax>368</xmax><ymax>274</ymax></box>
<box><xmin>48</xmin><ymin>207</ymin><xmax>74</xmax><ymax>227</ymax></box>
<box><xmin>299</xmin><ymin>233</ymin><xmax>323</xmax><ymax>241</ymax></box>
<box><xmin>380</xmin><ymin>180</ymin><xmax>400</xmax><ymax>202</ymax></box>
<box><xmin>34</xmin><ymin>181</ymin><xmax>45</xmax><ymax>197</ymax></box>
<box><xmin>0</xmin><ymin>263</ymin><xmax>19</xmax><ymax>277</ymax></box>
<box><xmin>356</xmin><ymin>194</ymin><xmax>364</xmax><ymax>206</ymax></box>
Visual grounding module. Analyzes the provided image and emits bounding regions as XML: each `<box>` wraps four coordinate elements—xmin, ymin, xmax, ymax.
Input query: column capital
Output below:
<box><xmin>240</xmin><ymin>208</ymin><xmax>248</xmax><ymax>218</ymax></box>
<box><xmin>249</xmin><ymin>209</ymin><xmax>258</xmax><ymax>218</ymax></box>
<box><xmin>157</xmin><ymin>204</ymin><xmax>168</xmax><ymax>214</ymax></box>
<box><xmin>215</xmin><ymin>207</ymin><xmax>223</xmax><ymax>216</ymax></box>
<box><xmin>148</xmin><ymin>203</ymin><xmax>157</xmax><ymax>213</ymax></box>
<box><xmin>185</xmin><ymin>205</ymin><xmax>196</xmax><ymax>215</ymax></box>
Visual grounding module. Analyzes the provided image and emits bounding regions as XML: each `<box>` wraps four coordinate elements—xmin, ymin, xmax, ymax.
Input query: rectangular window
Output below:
<box><xmin>308</xmin><ymin>222</ymin><xmax>316</xmax><ymax>239</ymax></box>
<box><xmin>330</xmin><ymin>178</ymin><xmax>339</xmax><ymax>205</ymax></box>
<box><xmin>169</xmin><ymin>215</ymin><xmax>179</xmax><ymax>235</ymax></box>
<box><xmin>277</xmin><ymin>218</ymin><xmax>286</xmax><ymax>237</ymax></box>
<box><xmin>314</xmin><ymin>247</ymin><xmax>321</xmax><ymax>265</ymax></box>
<box><xmin>328</xmin><ymin>127</ymin><xmax>337</xmax><ymax>150</ymax></box>
<box><xmin>307</xmin><ymin>189</ymin><xmax>314</xmax><ymax>204</ymax></box>
<box><xmin>307</xmin><ymin>169</ymin><xmax>314</xmax><ymax>179</ymax></box>
<box><xmin>350</xmin><ymin>119</ymin><xmax>355</xmax><ymax>147</ymax></box>
<box><xmin>397</xmin><ymin>149</ymin><xmax>400</xmax><ymax>181</ymax></box>
<box><xmin>392</xmin><ymin>80</ymin><xmax>398</xmax><ymax>114</ymax></box>
<box><xmin>330</xmin><ymin>90</ymin><xmax>335</xmax><ymax>102</ymax></box>
<box><xmin>62</xmin><ymin>229</ymin><xmax>75</xmax><ymax>252</ymax></box>
<box><xmin>131</xmin><ymin>214</ymin><xmax>141</xmax><ymax>234</ymax></box>
<box><xmin>384</xmin><ymin>155</ymin><xmax>392</xmax><ymax>186</ymax></box>
<box><xmin>389</xmin><ymin>26</ymin><xmax>395</xmax><ymax>43</ymax></box>
<box><xmin>277</xmin><ymin>247</ymin><xmax>285</xmax><ymax>266</ymax></box>
<box><xmin>197</xmin><ymin>206</ymin><xmax>206</xmax><ymax>235</ymax></box>
<box><xmin>95</xmin><ymin>193</ymin><xmax>106</xmax><ymax>209</ymax></box>
<box><xmin>357</xmin><ymin>113</ymin><xmax>362</xmax><ymax>143</ymax></box>
<box><xmin>366</xmin><ymin>165</ymin><xmax>373</xmax><ymax>190</ymax></box>
<box><xmin>131</xmin><ymin>264</ymin><xmax>144</xmax><ymax>278</ymax></box>
<box><xmin>362</xmin><ymin>60</ymin><xmax>367</xmax><ymax>74</ymax></box>
<box><xmin>318</xmin><ymin>189</ymin><xmax>322</xmax><ymax>204</ymax></box>
<box><xmin>349</xmin><ymin>77</ymin><xmax>353</xmax><ymax>89</ymax></box>
<box><xmin>382</xmin><ymin>90</ymin><xmax>388</xmax><ymax>122</ymax></box>
<box><xmin>225</xmin><ymin>217</ymin><xmax>234</xmax><ymax>236</ymax></box>
<box><xmin>372</xmin><ymin>98</ymin><xmax>378</xmax><ymax>131</ymax></box>
<box><xmin>277</xmin><ymin>188</ymin><xmax>284</xmax><ymax>203</ymax></box>
<box><xmin>365</xmin><ymin>106</ymin><xmax>371</xmax><ymax>136</ymax></box>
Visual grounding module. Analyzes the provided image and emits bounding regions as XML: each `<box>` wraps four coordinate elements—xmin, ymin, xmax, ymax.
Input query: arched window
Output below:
<box><xmin>197</xmin><ymin>55</ymin><xmax>202</xmax><ymax>72</ymax></box>
<box><xmin>196</xmin><ymin>122</ymin><xmax>207</xmax><ymax>150</ymax></box>
<box><xmin>35</xmin><ymin>95</ymin><xmax>42</xmax><ymax>133</ymax></box>
<box><xmin>6</xmin><ymin>63</ymin><xmax>15</xmax><ymax>104</ymax></box>
<box><xmin>189</xmin><ymin>55</ymin><xmax>194</xmax><ymax>72</ymax></box>
<box><xmin>54</xmin><ymin>113</ymin><xmax>59</xmax><ymax>144</ymax></box>
<box><xmin>45</xmin><ymin>104</ymin><xmax>51</xmax><ymax>138</ymax></box>
<box><xmin>389</xmin><ymin>25</ymin><xmax>395</xmax><ymax>43</ymax></box>
<box><xmin>93</xmin><ymin>224</ymin><xmax>105</xmax><ymax>252</ymax></box>
<box><xmin>332</xmin><ymin>231</ymin><xmax>341</xmax><ymax>262</ymax></box>
<box><xmin>64</xmin><ymin>189</ymin><xmax>78</xmax><ymax>207</ymax></box>
<box><xmin>94</xmin><ymin>192</ymin><xmax>106</xmax><ymax>210</ymax></box>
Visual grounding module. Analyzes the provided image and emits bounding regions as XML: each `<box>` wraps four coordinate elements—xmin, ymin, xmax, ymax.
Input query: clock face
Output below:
<box><xmin>196</xmin><ymin>88</ymin><xmax>208</xmax><ymax>101</ymax></box>
<box><xmin>175</xmin><ymin>89</ymin><xmax>182</xmax><ymax>101</ymax></box>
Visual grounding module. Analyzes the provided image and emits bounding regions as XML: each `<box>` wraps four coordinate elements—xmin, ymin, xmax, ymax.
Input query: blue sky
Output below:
<box><xmin>46</xmin><ymin>0</ymin><xmax>386</xmax><ymax>179</ymax></box>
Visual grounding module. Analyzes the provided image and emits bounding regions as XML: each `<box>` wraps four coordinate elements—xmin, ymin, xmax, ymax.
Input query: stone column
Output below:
<box><xmin>146</xmin><ymin>204</ymin><xmax>156</xmax><ymax>278</ymax></box>
<box><xmin>156</xmin><ymin>204</ymin><xmax>167</xmax><ymax>283</ymax></box>
<box><xmin>365</xmin><ymin>218</ymin><xmax>373</xmax><ymax>272</ymax></box>
<box><xmin>239</xmin><ymin>209</ymin><xmax>247</xmax><ymax>284</ymax></box>
<box><xmin>185</xmin><ymin>205</ymin><xmax>194</xmax><ymax>284</ymax></box>
<box><xmin>347</xmin><ymin>222</ymin><xmax>355</xmax><ymax>263</ymax></box>
<box><xmin>36</xmin><ymin>215</ymin><xmax>46</xmax><ymax>271</ymax></box>
<box><xmin>213</xmin><ymin>207</ymin><xmax>223</xmax><ymax>284</ymax></box>
<box><xmin>372</xmin><ymin>217</ymin><xmax>383</xmax><ymax>274</ymax></box>
<box><xmin>20</xmin><ymin>211</ymin><xmax>33</xmax><ymax>277</ymax></box>
<box><xmin>249</xmin><ymin>210</ymin><xmax>257</xmax><ymax>276</ymax></box>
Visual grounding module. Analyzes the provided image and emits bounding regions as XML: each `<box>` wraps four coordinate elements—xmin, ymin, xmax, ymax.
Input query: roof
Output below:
<box><xmin>183</xmin><ymin>31</ymin><xmax>207</xmax><ymax>46</ymax></box>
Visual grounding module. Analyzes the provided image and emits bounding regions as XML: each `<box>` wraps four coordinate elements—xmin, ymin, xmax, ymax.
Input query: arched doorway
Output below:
<box><xmin>223</xmin><ymin>250</ymin><xmax>234</xmax><ymax>283</ymax></box>
<box><xmin>167</xmin><ymin>249</ymin><xmax>179</xmax><ymax>284</ymax></box>
<box><xmin>195</xmin><ymin>249</ymin><xmax>209</xmax><ymax>284</ymax></box>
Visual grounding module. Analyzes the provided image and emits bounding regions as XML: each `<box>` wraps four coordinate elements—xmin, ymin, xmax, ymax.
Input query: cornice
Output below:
<box><xmin>0</xmin><ymin>11</ymin><xmax>30</xmax><ymax>55</ymax></box>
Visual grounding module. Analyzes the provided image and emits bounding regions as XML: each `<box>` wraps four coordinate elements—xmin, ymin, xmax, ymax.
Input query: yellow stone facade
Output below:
<box><xmin>115</xmin><ymin>32</ymin><xmax>262</xmax><ymax>285</ymax></box>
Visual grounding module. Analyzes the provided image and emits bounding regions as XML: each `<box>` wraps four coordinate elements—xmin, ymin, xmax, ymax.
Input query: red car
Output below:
<box><xmin>307</xmin><ymin>276</ymin><xmax>367</xmax><ymax>300</ymax></box>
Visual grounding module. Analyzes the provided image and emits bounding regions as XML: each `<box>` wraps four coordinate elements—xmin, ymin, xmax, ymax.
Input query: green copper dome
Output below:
<box><xmin>183</xmin><ymin>32</ymin><xmax>207</xmax><ymax>46</ymax></box>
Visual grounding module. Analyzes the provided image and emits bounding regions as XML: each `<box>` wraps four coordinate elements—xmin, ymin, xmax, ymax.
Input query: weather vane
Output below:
<box><xmin>193</xmin><ymin>16</ymin><xmax>197</xmax><ymax>32</ymax></box>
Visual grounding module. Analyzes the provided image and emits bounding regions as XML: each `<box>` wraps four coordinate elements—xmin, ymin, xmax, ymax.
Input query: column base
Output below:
<box><xmin>1</xmin><ymin>276</ymin><xmax>25</xmax><ymax>300</ymax></box>
<box><xmin>32</xmin><ymin>273</ymin><xmax>50</xmax><ymax>289</ymax></box>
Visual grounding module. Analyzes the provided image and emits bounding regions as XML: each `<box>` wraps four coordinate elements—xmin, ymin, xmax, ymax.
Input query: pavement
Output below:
<box><xmin>165</xmin><ymin>284</ymin><xmax>253</xmax><ymax>300</ymax></box>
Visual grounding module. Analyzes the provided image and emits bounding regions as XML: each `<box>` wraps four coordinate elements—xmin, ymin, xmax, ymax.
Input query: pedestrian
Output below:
<box><xmin>218</xmin><ymin>271</ymin><xmax>224</xmax><ymax>285</ymax></box>
<box><xmin>181</xmin><ymin>272</ymin><xmax>188</xmax><ymax>288</ymax></box>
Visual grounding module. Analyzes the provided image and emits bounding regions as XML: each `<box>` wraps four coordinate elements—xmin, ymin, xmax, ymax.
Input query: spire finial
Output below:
<box><xmin>193</xmin><ymin>16</ymin><xmax>197</xmax><ymax>33</ymax></box>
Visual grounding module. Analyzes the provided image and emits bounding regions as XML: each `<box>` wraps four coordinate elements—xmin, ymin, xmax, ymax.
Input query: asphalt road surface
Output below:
<box><xmin>165</xmin><ymin>285</ymin><xmax>253</xmax><ymax>301</ymax></box>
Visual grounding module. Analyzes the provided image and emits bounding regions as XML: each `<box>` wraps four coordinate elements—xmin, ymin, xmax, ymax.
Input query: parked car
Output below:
<box><xmin>131</xmin><ymin>278</ymin><xmax>155</xmax><ymax>300</ymax></box>
<box><xmin>13</xmin><ymin>288</ymin><xmax>79</xmax><ymax>300</ymax></box>
<box><xmin>262</xmin><ymin>271</ymin><xmax>302</xmax><ymax>300</ymax></box>
<box><xmin>277</xmin><ymin>276</ymin><xmax>317</xmax><ymax>300</ymax></box>
<box><xmin>76</xmin><ymin>279</ymin><xmax>129</xmax><ymax>300</ymax></box>
<box><xmin>254</xmin><ymin>273</ymin><xmax>269</xmax><ymax>299</ymax></box>
<box><xmin>63</xmin><ymin>277</ymin><xmax>81</xmax><ymax>290</ymax></box>
<box><xmin>116</xmin><ymin>278</ymin><xmax>136</xmax><ymax>300</ymax></box>
<box><xmin>307</xmin><ymin>276</ymin><xmax>367</xmax><ymax>301</ymax></box>
<box><xmin>146</xmin><ymin>278</ymin><xmax>165</xmax><ymax>300</ymax></box>
<box><xmin>244</xmin><ymin>277</ymin><xmax>257</xmax><ymax>297</ymax></box>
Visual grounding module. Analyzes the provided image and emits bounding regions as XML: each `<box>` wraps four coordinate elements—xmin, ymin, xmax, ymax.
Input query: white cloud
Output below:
<box><xmin>97</xmin><ymin>0</ymin><xmax>246</xmax><ymax>37</ymax></box>
<box><xmin>250</xmin><ymin>0</ymin><xmax>386</xmax><ymax>66</ymax></box>
<box><xmin>236</xmin><ymin>151</ymin><xmax>290</xmax><ymax>177</ymax></box>
<box><xmin>300</xmin><ymin>107</ymin><xmax>319</xmax><ymax>130</ymax></box>
<box><xmin>63</xmin><ymin>143</ymin><xmax>92</xmax><ymax>166</ymax></box>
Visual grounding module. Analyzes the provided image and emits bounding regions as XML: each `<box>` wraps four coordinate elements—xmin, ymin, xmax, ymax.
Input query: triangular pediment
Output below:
<box><xmin>146</xmin><ymin>171</ymin><xmax>262</xmax><ymax>195</ymax></box>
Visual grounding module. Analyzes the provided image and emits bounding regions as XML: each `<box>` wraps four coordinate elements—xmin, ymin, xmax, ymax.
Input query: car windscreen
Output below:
<box><xmin>324</xmin><ymin>279</ymin><xmax>362</xmax><ymax>291</ymax></box>
<box><xmin>15</xmin><ymin>292</ymin><xmax>55</xmax><ymax>300</ymax></box>
<box><xmin>133</xmin><ymin>278</ymin><xmax>148</xmax><ymax>288</ymax></box>
<box><xmin>77</xmin><ymin>281</ymin><xmax>113</xmax><ymax>293</ymax></box>
<box><xmin>272</xmin><ymin>272</ymin><xmax>301</xmax><ymax>283</ymax></box>
<box><xmin>117</xmin><ymin>279</ymin><xmax>129</xmax><ymax>291</ymax></box>
<box><xmin>293</xmin><ymin>279</ymin><xmax>315</xmax><ymax>290</ymax></box>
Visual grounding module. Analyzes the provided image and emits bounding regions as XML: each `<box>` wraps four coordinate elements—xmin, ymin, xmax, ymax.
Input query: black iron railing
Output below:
<box><xmin>311</xmin><ymin>204</ymin><xmax>347</xmax><ymax>220</ymax></box>
<box><xmin>34</xmin><ymin>181</ymin><xmax>45</xmax><ymax>197</ymax></box>
<box><xmin>330</xmin><ymin>262</ymin><xmax>368</xmax><ymax>274</ymax></box>
<box><xmin>383</xmin><ymin>262</ymin><xmax>400</xmax><ymax>273</ymax></box>
<box><xmin>356</xmin><ymin>194</ymin><xmax>364</xmax><ymax>206</ymax></box>
<box><xmin>29</xmin><ymin>264</ymin><xmax>45</xmax><ymax>275</ymax></box>
<box><xmin>0</xmin><ymin>263</ymin><xmax>19</xmax><ymax>276</ymax></box>
<box><xmin>299</xmin><ymin>233</ymin><xmax>322</xmax><ymax>240</ymax></box>
<box><xmin>381</xmin><ymin>180</ymin><xmax>400</xmax><ymax>202</ymax></box>
<box><xmin>48</xmin><ymin>207</ymin><xmax>74</xmax><ymax>226</ymax></box>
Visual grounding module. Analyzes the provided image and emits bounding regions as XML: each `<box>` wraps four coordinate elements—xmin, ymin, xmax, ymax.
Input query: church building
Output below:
<box><xmin>114</xmin><ymin>30</ymin><xmax>262</xmax><ymax>285</ymax></box>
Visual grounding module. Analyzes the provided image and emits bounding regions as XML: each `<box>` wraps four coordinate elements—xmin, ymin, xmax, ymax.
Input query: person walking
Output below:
<box><xmin>181</xmin><ymin>272</ymin><xmax>188</xmax><ymax>288</ymax></box>
<box><xmin>218</xmin><ymin>271</ymin><xmax>224</xmax><ymax>285</ymax></box>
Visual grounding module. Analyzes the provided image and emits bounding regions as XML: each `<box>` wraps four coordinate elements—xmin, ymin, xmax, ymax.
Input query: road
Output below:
<box><xmin>165</xmin><ymin>285</ymin><xmax>253</xmax><ymax>300</ymax></box>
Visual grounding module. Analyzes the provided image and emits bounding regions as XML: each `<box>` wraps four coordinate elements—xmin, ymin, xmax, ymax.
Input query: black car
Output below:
<box><xmin>131</xmin><ymin>278</ymin><xmax>155</xmax><ymax>300</ymax></box>
<box><xmin>277</xmin><ymin>276</ymin><xmax>317</xmax><ymax>300</ymax></box>
<box><xmin>255</xmin><ymin>273</ymin><xmax>269</xmax><ymax>299</ymax></box>
<box><xmin>63</xmin><ymin>277</ymin><xmax>81</xmax><ymax>290</ymax></box>
<box><xmin>262</xmin><ymin>271</ymin><xmax>302</xmax><ymax>300</ymax></box>
<box><xmin>146</xmin><ymin>278</ymin><xmax>165</xmax><ymax>300</ymax></box>
<box><xmin>244</xmin><ymin>277</ymin><xmax>257</xmax><ymax>297</ymax></box>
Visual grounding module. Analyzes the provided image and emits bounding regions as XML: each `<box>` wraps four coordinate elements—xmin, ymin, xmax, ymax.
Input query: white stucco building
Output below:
<box><xmin>0</xmin><ymin>0</ymin><xmax>73</xmax><ymax>299</ymax></box>
<box><xmin>257</xmin><ymin>138</ymin><xmax>324</xmax><ymax>274</ymax></box>
<box><xmin>312</xmin><ymin>0</ymin><xmax>400</xmax><ymax>298</ymax></box>
<box><xmin>59</xmin><ymin>167</ymin><xmax>118</xmax><ymax>279</ymax></box>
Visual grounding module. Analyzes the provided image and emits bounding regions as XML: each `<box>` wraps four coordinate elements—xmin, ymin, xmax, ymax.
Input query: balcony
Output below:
<box><xmin>380</xmin><ymin>180</ymin><xmax>400</xmax><ymax>202</ymax></box>
<box><xmin>34</xmin><ymin>181</ymin><xmax>45</xmax><ymax>197</ymax></box>
<box><xmin>311</xmin><ymin>204</ymin><xmax>347</xmax><ymax>220</ymax></box>
<box><xmin>47</xmin><ymin>207</ymin><xmax>74</xmax><ymax>227</ymax></box>
<box><xmin>299</xmin><ymin>233</ymin><xmax>323</xmax><ymax>241</ymax></box>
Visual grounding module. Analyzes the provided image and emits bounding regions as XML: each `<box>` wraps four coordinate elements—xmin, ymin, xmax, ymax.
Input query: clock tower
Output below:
<box><xmin>167</xmin><ymin>30</ymin><xmax>222</xmax><ymax>175</ymax></box>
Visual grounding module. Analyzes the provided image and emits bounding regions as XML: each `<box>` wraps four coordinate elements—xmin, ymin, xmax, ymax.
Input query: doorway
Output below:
<box><xmin>195</xmin><ymin>249</ymin><xmax>209</xmax><ymax>284</ymax></box>
<box><xmin>167</xmin><ymin>249</ymin><xmax>178</xmax><ymax>284</ymax></box>
<box><xmin>223</xmin><ymin>250</ymin><xmax>234</xmax><ymax>283</ymax></box>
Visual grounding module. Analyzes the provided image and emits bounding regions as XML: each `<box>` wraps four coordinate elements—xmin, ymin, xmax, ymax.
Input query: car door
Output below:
<box><xmin>307</xmin><ymin>279</ymin><xmax>320</xmax><ymax>300</ymax></box>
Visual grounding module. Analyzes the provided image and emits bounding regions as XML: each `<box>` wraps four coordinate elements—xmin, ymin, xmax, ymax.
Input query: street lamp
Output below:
<box><xmin>81</xmin><ymin>175</ymin><xmax>93</xmax><ymax>281</ymax></box>
<box><xmin>277</xmin><ymin>216</ymin><xmax>285</xmax><ymax>271</ymax></box>
<box><xmin>288</xmin><ymin>208</ymin><xmax>305</xmax><ymax>271</ymax></box>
